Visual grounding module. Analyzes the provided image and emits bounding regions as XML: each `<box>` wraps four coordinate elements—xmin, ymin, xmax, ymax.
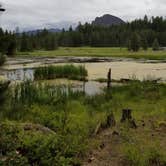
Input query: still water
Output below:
<box><xmin>3</xmin><ymin>61</ymin><xmax>166</xmax><ymax>82</ymax></box>
<box><xmin>2</xmin><ymin>61</ymin><xmax>166</xmax><ymax>95</ymax></box>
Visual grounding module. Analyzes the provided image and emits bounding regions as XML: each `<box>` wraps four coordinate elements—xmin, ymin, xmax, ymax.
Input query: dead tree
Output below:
<box><xmin>107</xmin><ymin>68</ymin><xmax>112</xmax><ymax>89</ymax></box>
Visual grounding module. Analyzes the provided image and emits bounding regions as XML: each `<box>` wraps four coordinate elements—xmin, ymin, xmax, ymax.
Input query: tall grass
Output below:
<box><xmin>34</xmin><ymin>65</ymin><xmax>88</xmax><ymax>81</ymax></box>
<box><xmin>122</xmin><ymin>144</ymin><xmax>166</xmax><ymax>166</ymax></box>
<box><xmin>11</xmin><ymin>81</ymin><xmax>84</xmax><ymax>106</ymax></box>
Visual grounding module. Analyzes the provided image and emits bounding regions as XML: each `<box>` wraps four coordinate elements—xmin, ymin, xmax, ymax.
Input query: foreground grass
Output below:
<box><xmin>18</xmin><ymin>47</ymin><xmax>166</xmax><ymax>60</ymax></box>
<box><xmin>0</xmin><ymin>81</ymin><xmax>166</xmax><ymax>165</ymax></box>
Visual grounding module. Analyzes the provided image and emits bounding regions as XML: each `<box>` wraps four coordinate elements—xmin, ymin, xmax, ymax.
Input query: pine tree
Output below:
<box><xmin>141</xmin><ymin>37</ymin><xmax>148</xmax><ymax>51</ymax></box>
<box><xmin>20</xmin><ymin>33</ymin><xmax>29</xmax><ymax>52</ymax></box>
<box><xmin>127</xmin><ymin>39</ymin><xmax>132</xmax><ymax>51</ymax></box>
<box><xmin>130</xmin><ymin>32</ymin><xmax>140</xmax><ymax>52</ymax></box>
<box><xmin>152</xmin><ymin>38</ymin><xmax>160</xmax><ymax>51</ymax></box>
<box><xmin>7</xmin><ymin>40</ymin><xmax>17</xmax><ymax>56</ymax></box>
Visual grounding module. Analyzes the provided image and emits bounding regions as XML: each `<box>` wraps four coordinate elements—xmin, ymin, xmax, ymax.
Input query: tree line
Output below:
<box><xmin>0</xmin><ymin>15</ymin><xmax>166</xmax><ymax>57</ymax></box>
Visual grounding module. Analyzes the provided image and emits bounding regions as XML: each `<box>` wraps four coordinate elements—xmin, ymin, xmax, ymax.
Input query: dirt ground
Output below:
<box><xmin>83</xmin><ymin>119</ymin><xmax>166</xmax><ymax>166</ymax></box>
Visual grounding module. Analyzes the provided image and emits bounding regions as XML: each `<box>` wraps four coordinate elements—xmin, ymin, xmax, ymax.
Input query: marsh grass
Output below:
<box><xmin>1</xmin><ymin>80</ymin><xmax>166</xmax><ymax>165</ymax></box>
<box><xmin>18</xmin><ymin>47</ymin><xmax>166</xmax><ymax>60</ymax></box>
<box><xmin>34</xmin><ymin>65</ymin><xmax>88</xmax><ymax>81</ymax></box>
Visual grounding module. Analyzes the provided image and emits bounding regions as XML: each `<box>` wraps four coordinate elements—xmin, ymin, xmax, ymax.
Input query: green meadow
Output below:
<box><xmin>18</xmin><ymin>47</ymin><xmax>166</xmax><ymax>60</ymax></box>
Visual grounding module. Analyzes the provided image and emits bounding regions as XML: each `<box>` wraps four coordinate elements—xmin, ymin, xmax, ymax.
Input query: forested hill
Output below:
<box><xmin>92</xmin><ymin>14</ymin><xmax>125</xmax><ymax>26</ymax></box>
<box><xmin>0</xmin><ymin>15</ymin><xmax>166</xmax><ymax>55</ymax></box>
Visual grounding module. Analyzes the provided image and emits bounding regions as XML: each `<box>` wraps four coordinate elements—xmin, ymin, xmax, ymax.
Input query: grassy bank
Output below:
<box><xmin>34</xmin><ymin>65</ymin><xmax>88</xmax><ymax>81</ymax></box>
<box><xmin>18</xmin><ymin>47</ymin><xmax>166</xmax><ymax>60</ymax></box>
<box><xmin>0</xmin><ymin>81</ymin><xmax>166</xmax><ymax>165</ymax></box>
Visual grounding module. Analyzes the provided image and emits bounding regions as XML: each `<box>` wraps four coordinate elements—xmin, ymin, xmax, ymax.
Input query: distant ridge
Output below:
<box><xmin>25</xmin><ymin>28</ymin><xmax>61</xmax><ymax>35</ymax></box>
<box><xmin>92</xmin><ymin>14</ymin><xmax>125</xmax><ymax>26</ymax></box>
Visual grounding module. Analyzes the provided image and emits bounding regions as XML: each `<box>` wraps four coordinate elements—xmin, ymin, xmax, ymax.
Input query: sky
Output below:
<box><xmin>0</xmin><ymin>0</ymin><xmax>166</xmax><ymax>31</ymax></box>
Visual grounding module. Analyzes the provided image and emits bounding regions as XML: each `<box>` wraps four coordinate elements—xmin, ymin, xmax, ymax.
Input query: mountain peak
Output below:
<box><xmin>92</xmin><ymin>14</ymin><xmax>125</xmax><ymax>26</ymax></box>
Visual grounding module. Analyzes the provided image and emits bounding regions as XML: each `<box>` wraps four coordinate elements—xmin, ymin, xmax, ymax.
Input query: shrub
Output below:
<box><xmin>0</xmin><ymin>53</ymin><xmax>6</xmax><ymax>66</ymax></box>
<box><xmin>152</xmin><ymin>38</ymin><xmax>160</xmax><ymax>51</ymax></box>
<box><xmin>129</xmin><ymin>32</ymin><xmax>141</xmax><ymax>52</ymax></box>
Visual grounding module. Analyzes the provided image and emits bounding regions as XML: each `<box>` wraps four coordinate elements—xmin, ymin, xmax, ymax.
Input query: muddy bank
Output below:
<box><xmin>3</xmin><ymin>56</ymin><xmax>166</xmax><ymax>69</ymax></box>
<box><xmin>0</xmin><ymin>57</ymin><xmax>166</xmax><ymax>83</ymax></box>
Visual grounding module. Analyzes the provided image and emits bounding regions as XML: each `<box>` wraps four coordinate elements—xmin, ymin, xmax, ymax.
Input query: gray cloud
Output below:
<box><xmin>0</xmin><ymin>0</ymin><xmax>166</xmax><ymax>30</ymax></box>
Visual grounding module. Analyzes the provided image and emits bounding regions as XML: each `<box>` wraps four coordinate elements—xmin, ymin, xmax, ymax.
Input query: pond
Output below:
<box><xmin>1</xmin><ymin>60</ymin><xmax>166</xmax><ymax>95</ymax></box>
<box><xmin>2</xmin><ymin>61</ymin><xmax>166</xmax><ymax>82</ymax></box>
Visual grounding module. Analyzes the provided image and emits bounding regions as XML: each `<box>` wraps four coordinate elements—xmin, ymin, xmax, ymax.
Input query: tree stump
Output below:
<box><xmin>106</xmin><ymin>113</ymin><xmax>116</xmax><ymax>127</ymax></box>
<box><xmin>94</xmin><ymin>113</ymin><xmax>116</xmax><ymax>135</ymax></box>
<box><xmin>121</xmin><ymin>109</ymin><xmax>132</xmax><ymax>122</ymax></box>
<box><xmin>121</xmin><ymin>109</ymin><xmax>137</xmax><ymax>129</ymax></box>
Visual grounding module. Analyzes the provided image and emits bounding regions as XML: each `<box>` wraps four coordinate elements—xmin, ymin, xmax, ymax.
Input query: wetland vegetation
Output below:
<box><xmin>0</xmin><ymin>80</ymin><xmax>166</xmax><ymax>165</ymax></box>
<box><xmin>18</xmin><ymin>47</ymin><xmax>166</xmax><ymax>60</ymax></box>
<box><xmin>34</xmin><ymin>65</ymin><xmax>88</xmax><ymax>81</ymax></box>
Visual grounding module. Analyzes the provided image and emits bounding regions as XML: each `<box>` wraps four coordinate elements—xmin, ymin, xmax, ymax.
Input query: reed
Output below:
<box><xmin>34</xmin><ymin>65</ymin><xmax>88</xmax><ymax>81</ymax></box>
<box><xmin>11</xmin><ymin>81</ymin><xmax>84</xmax><ymax>105</ymax></box>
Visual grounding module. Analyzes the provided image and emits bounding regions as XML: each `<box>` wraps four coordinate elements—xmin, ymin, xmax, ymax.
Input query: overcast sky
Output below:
<box><xmin>0</xmin><ymin>0</ymin><xmax>166</xmax><ymax>30</ymax></box>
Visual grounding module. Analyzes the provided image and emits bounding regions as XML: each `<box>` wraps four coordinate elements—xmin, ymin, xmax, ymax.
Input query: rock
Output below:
<box><xmin>92</xmin><ymin>14</ymin><xmax>125</xmax><ymax>26</ymax></box>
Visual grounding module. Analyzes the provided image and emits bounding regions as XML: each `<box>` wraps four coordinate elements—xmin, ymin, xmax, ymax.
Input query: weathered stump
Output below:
<box><xmin>94</xmin><ymin>113</ymin><xmax>116</xmax><ymax>135</ymax></box>
<box><xmin>121</xmin><ymin>109</ymin><xmax>132</xmax><ymax>122</ymax></box>
<box><xmin>106</xmin><ymin>113</ymin><xmax>116</xmax><ymax>127</ymax></box>
<box><xmin>121</xmin><ymin>109</ymin><xmax>137</xmax><ymax>129</ymax></box>
<box><xmin>107</xmin><ymin>68</ymin><xmax>112</xmax><ymax>89</ymax></box>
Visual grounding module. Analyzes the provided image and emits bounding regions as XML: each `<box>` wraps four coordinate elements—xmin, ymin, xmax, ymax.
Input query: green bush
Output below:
<box><xmin>0</xmin><ymin>122</ymin><xmax>82</xmax><ymax>166</ymax></box>
<box><xmin>152</xmin><ymin>38</ymin><xmax>160</xmax><ymax>51</ymax></box>
<box><xmin>0</xmin><ymin>53</ymin><xmax>6</xmax><ymax>66</ymax></box>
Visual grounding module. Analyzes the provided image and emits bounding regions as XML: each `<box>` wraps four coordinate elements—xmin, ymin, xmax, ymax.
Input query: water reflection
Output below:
<box><xmin>6</xmin><ymin>69</ymin><xmax>34</xmax><ymax>81</ymax></box>
<box><xmin>5</xmin><ymin>69</ymin><xmax>104</xmax><ymax>96</ymax></box>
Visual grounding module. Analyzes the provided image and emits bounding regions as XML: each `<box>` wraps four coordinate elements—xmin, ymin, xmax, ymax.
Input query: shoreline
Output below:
<box><xmin>3</xmin><ymin>56</ymin><xmax>166</xmax><ymax>70</ymax></box>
